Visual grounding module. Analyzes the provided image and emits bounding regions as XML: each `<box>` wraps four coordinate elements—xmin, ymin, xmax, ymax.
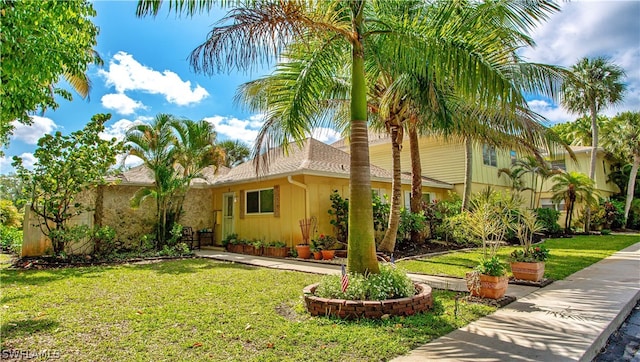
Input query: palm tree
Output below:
<box><xmin>124</xmin><ymin>114</ymin><xmax>179</xmax><ymax>246</ymax></box>
<box><xmin>137</xmin><ymin>0</ymin><xmax>562</xmax><ymax>273</ymax></box>
<box><xmin>551</xmin><ymin>171</ymin><xmax>596</xmax><ymax>233</ymax></box>
<box><xmin>219</xmin><ymin>140</ymin><xmax>250</xmax><ymax>167</ymax></box>
<box><xmin>561</xmin><ymin>57</ymin><xmax>626</xmax><ymax>231</ymax></box>
<box><xmin>602</xmin><ymin>111</ymin><xmax>640</xmax><ymax>225</ymax></box>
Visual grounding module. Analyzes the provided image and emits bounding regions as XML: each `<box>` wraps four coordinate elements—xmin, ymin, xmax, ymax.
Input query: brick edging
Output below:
<box><xmin>303</xmin><ymin>283</ymin><xmax>433</xmax><ymax>319</ymax></box>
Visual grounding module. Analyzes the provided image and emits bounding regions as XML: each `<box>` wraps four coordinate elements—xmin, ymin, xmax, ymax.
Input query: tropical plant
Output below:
<box><xmin>535</xmin><ymin>207</ymin><xmax>562</xmax><ymax>235</ymax></box>
<box><xmin>12</xmin><ymin>114</ymin><xmax>122</xmax><ymax>254</ymax></box>
<box><xmin>0</xmin><ymin>199</ymin><xmax>23</xmax><ymax>228</ymax></box>
<box><xmin>561</xmin><ymin>56</ymin><xmax>626</xmax><ymax>231</ymax></box>
<box><xmin>510</xmin><ymin>209</ymin><xmax>547</xmax><ymax>262</ymax></box>
<box><xmin>218</xmin><ymin>139</ymin><xmax>250</xmax><ymax>167</ymax></box>
<box><xmin>0</xmin><ymin>0</ymin><xmax>101</xmax><ymax>150</ymax></box>
<box><xmin>601</xmin><ymin>111</ymin><xmax>640</xmax><ymax>225</ymax></box>
<box><xmin>328</xmin><ymin>191</ymin><xmax>348</xmax><ymax>244</ymax></box>
<box><xmin>137</xmin><ymin>0</ymin><xmax>563</xmax><ymax>274</ymax></box>
<box><xmin>551</xmin><ymin>171</ymin><xmax>597</xmax><ymax>233</ymax></box>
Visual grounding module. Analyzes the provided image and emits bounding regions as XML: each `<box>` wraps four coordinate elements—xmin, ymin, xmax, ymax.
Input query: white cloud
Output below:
<box><xmin>528</xmin><ymin>99</ymin><xmax>573</xmax><ymax>125</ymax></box>
<box><xmin>311</xmin><ymin>127</ymin><xmax>341</xmax><ymax>144</ymax></box>
<box><xmin>99</xmin><ymin>118</ymin><xmax>146</xmax><ymax>141</ymax></box>
<box><xmin>11</xmin><ymin>116</ymin><xmax>57</xmax><ymax>144</ymax></box>
<box><xmin>16</xmin><ymin>153</ymin><xmax>37</xmax><ymax>170</ymax></box>
<box><xmin>0</xmin><ymin>156</ymin><xmax>12</xmax><ymax>174</ymax></box>
<box><xmin>99</xmin><ymin>51</ymin><xmax>209</xmax><ymax>106</ymax></box>
<box><xmin>203</xmin><ymin>115</ymin><xmax>263</xmax><ymax>145</ymax></box>
<box><xmin>522</xmin><ymin>1</ymin><xmax>640</xmax><ymax>115</ymax></box>
<box><xmin>101</xmin><ymin>93</ymin><xmax>146</xmax><ymax>115</ymax></box>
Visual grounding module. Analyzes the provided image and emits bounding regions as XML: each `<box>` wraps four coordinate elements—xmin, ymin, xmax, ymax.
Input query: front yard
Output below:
<box><xmin>398</xmin><ymin>234</ymin><xmax>640</xmax><ymax>280</ymax></box>
<box><xmin>0</xmin><ymin>256</ymin><xmax>493</xmax><ymax>361</ymax></box>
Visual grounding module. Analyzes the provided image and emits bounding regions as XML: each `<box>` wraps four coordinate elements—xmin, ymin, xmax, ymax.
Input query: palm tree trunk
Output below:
<box><xmin>462</xmin><ymin>137</ymin><xmax>473</xmax><ymax>210</ymax></box>
<box><xmin>379</xmin><ymin>122</ymin><xmax>402</xmax><ymax>253</ymax></box>
<box><xmin>624</xmin><ymin>154</ymin><xmax>640</xmax><ymax>225</ymax></box>
<box><xmin>408</xmin><ymin>119</ymin><xmax>422</xmax><ymax>244</ymax></box>
<box><xmin>586</xmin><ymin>104</ymin><xmax>599</xmax><ymax>232</ymax></box>
<box><xmin>346</xmin><ymin>10</ymin><xmax>379</xmax><ymax>274</ymax></box>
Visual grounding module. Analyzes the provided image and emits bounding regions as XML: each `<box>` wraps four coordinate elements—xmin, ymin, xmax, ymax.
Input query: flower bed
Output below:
<box><xmin>303</xmin><ymin>282</ymin><xmax>433</xmax><ymax>319</ymax></box>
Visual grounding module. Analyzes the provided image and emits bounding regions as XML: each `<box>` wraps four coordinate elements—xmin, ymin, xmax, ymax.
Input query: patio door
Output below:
<box><xmin>222</xmin><ymin>193</ymin><xmax>235</xmax><ymax>239</ymax></box>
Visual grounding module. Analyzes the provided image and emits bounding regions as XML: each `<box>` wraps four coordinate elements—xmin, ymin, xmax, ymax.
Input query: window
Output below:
<box><xmin>541</xmin><ymin>198</ymin><xmax>565</xmax><ymax>212</ymax></box>
<box><xmin>550</xmin><ymin>159</ymin><xmax>566</xmax><ymax>171</ymax></box>
<box><xmin>422</xmin><ymin>192</ymin><xmax>436</xmax><ymax>204</ymax></box>
<box><xmin>510</xmin><ymin>150</ymin><xmax>517</xmax><ymax>165</ymax></box>
<box><xmin>246</xmin><ymin>188</ymin><xmax>274</xmax><ymax>214</ymax></box>
<box><xmin>372</xmin><ymin>188</ymin><xmax>388</xmax><ymax>203</ymax></box>
<box><xmin>483</xmin><ymin>144</ymin><xmax>497</xmax><ymax>167</ymax></box>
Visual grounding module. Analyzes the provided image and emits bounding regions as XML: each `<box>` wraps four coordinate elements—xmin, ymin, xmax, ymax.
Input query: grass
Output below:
<box><xmin>398</xmin><ymin>234</ymin><xmax>640</xmax><ymax>280</ymax></box>
<box><xmin>0</xmin><ymin>255</ymin><xmax>494</xmax><ymax>361</ymax></box>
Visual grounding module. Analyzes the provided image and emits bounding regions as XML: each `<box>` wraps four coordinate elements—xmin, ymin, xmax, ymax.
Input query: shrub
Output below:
<box><xmin>476</xmin><ymin>256</ymin><xmax>506</xmax><ymax>277</ymax></box>
<box><xmin>535</xmin><ymin>207</ymin><xmax>562</xmax><ymax>234</ymax></box>
<box><xmin>438</xmin><ymin>212</ymin><xmax>479</xmax><ymax>245</ymax></box>
<box><xmin>397</xmin><ymin>209</ymin><xmax>426</xmax><ymax>242</ymax></box>
<box><xmin>314</xmin><ymin>264</ymin><xmax>415</xmax><ymax>301</ymax></box>
<box><xmin>328</xmin><ymin>191</ymin><xmax>348</xmax><ymax>243</ymax></box>
<box><xmin>0</xmin><ymin>225</ymin><xmax>22</xmax><ymax>254</ymax></box>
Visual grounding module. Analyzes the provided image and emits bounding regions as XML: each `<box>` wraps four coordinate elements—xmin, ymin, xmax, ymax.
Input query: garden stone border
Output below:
<box><xmin>303</xmin><ymin>282</ymin><xmax>433</xmax><ymax>319</ymax></box>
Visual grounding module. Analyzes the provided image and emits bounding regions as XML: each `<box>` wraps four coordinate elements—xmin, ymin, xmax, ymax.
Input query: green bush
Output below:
<box><xmin>438</xmin><ymin>212</ymin><xmax>479</xmax><ymax>245</ymax></box>
<box><xmin>535</xmin><ymin>207</ymin><xmax>562</xmax><ymax>234</ymax></box>
<box><xmin>314</xmin><ymin>265</ymin><xmax>415</xmax><ymax>301</ymax></box>
<box><xmin>397</xmin><ymin>209</ymin><xmax>426</xmax><ymax>242</ymax></box>
<box><xmin>0</xmin><ymin>225</ymin><xmax>22</xmax><ymax>253</ymax></box>
<box><xmin>476</xmin><ymin>256</ymin><xmax>506</xmax><ymax>276</ymax></box>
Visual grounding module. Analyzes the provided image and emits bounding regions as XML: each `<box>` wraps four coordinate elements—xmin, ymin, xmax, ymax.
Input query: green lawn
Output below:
<box><xmin>398</xmin><ymin>234</ymin><xmax>640</xmax><ymax>280</ymax></box>
<box><xmin>0</xmin><ymin>256</ymin><xmax>494</xmax><ymax>361</ymax></box>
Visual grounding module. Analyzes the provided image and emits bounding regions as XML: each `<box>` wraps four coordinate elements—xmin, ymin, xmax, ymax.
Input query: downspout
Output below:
<box><xmin>287</xmin><ymin>175</ymin><xmax>309</xmax><ymax>219</ymax></box>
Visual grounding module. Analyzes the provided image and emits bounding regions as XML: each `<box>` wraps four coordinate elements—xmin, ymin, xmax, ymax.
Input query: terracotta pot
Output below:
<box><xmin>321</xmin><ymin>250</ymin><xmax>335</xmax><ymax>260</ymax></box>
<box><xmin>296</xmin><ymin>245</ymin><xmax>311</xmax><ymax>259</ymax></box>
<box><xmin>313</xmin><ymin>251</ymin><xmax>323</xmax><ymax>260</ymax></box>
<box><xmin>466</xmin><ymin>273</ymin><xmax>508</xmax><ymax>299</ymax></box>
<box><xmin>266</xmin><ymin>247</ymin><xmax>289</xmax><ymax>258</ymax></box>
<box><xmin>510</xmin><ymin>261</ymin><xmax>545</xmax><ymax>282</ymax></box>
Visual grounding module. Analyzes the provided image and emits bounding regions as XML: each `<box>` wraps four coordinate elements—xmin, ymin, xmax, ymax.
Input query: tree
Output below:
<box><xmin>550</xmin><ymin>115</ymin><xmax>608</xmax><ymax>146</ymax></box>
<box><xmin>12</xmin><ymin>114</ymin><xmax>122</xmax><ymax>254</ymax></box>
<box><xmin>602</xmin><ymin>111</ymin><xmax>640</xmax><ymax>225</ymax></box>
<box><xmin>561</xmin><ymin>57</ymin><xmax>626</xmax><ymax>231</ymax></box>
<box><xmin>0</xmin><ymin>0</ymin><xmax>101</xmax><ymax>150</ymax></box>
<box><xmin>138</xmin><ymin>0</ymin><xmax>561</xmax><ymax>274</ymax></box>
<box><xmin>219</xmin><ymin>140</ymin><xmax>250</xmax><ymax>167</ymax></box>
<box><xmin>551</xmin><ymin>171</ymin><xmax>596</xmax><ymax>233</ymax></box>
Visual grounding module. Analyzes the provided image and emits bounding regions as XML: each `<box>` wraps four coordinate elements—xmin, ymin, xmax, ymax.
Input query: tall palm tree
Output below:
<box><xmin>137</xmin><ymin>0</ymin><xmax>562</xmax><ymax>273</ymax></box>
<box><xmin>124</xmin><ymin>114</ymin><xmax>179</xmax><ymax>245</ymax></box>
<box><xmin>551</xmin><ymin>171</ymin><xmax>596</xmax><ymax>233</ymax></box>
<box><xmin>602</xmin><ymin>111</ymin><xmax>640</xmax><ymax>225</ymax></box>
<box><xmin>218</xmin><ymin>140</ymin><xmax>250</xmax><ymax>167</ymax></box>
<box><xmin>561</xmin><ymin>57</ymin><xmax>626</xmax><ymax>231</ymax></box>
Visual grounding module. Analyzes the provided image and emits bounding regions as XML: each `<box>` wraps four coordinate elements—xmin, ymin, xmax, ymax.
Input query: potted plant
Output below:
<box><xmin>316</xmin><ymin>234</ymin><xmax>337</xmax><ymax>260</ymax></box>
<box><xmin>509</xmin><ymin>209</ymin><xmax>549</xmax><ymax>282</ymax></box>
<box><xmin>464</xmin><ymin>193</ymin><xmax>512</xmax><ymax>299</ymax></box>
<box><xmin>310</xmin><ymin>239</ymin><xmax>323</xmax><ymax>260</ymax></box>
<box><xmin>264</xmin><ymin>241</ymin><xmax>289</xmax><ymax>258</ymax></box>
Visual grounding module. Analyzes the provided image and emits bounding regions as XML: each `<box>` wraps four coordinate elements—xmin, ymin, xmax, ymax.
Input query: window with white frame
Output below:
<box><xmin>422</xmin><ymin>192</ymin><xmax>437</xmax><ymax>204</ymax></box>
<box><xmin>372</xmin><ymin>188</ymin><xmax>389</xmax><ymax>203</ymax></box>
<box><xmin>550</xmin><ymin>159</ymin><xmax>566</xmax><ymax>171</ymax></box>
<box><xmin>246</xmin><ymin>188</ymin><xmax>274</xmax><ymax>214</ymax></box>
<box><xmin>540</xmin><ymin>198</ymin><xmax>565</xmax><ymax>212</ymax></box>
<box><xmin>483</xmin><ymin>144</ymin><xmax>497</xmax><ymax>167</ymax></box>
<box><xmin>510</xmin><ymin>150</ymin><xmax>517</xmax><ymax>165</ymax></box>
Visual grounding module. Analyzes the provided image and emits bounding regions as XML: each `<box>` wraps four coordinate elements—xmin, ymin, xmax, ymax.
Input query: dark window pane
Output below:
<box><xmin>260</xmin><ymin>189</ymin><xmax>274</xmax><ymax>213</ymax></box>
<box><xmin>246</xmin><ymin>191</ymin><xmax>259</xmax><ymax>213</ymax></box>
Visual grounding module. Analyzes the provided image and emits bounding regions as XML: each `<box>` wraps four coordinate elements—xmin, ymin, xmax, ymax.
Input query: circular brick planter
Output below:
<box><xmin>303</xmin><ymin>283</ymin><xmax>433</xmax><ymax>319</ymax></box>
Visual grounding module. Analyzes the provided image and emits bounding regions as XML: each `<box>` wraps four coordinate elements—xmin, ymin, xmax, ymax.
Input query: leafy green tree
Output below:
<box><xmin>551</xmin><ymin>115</ymin><xmax>608</xmax><ymax>146</ymax></box>
<box><xmin>0</xmin><ymin>175</ymin><xmax>26</xmax><ymax>209</ymax></box>
<box><xmin>137</xmin><ymin>0</ymin><xmax>561</xmax><ymax>274</ymax></box>
<box><xmin>219</xmin><ymin>140</ymin><xmax>250</xmax><ymax>167</ymax></box>
<box><xmin>561</xmin><ymin>57</ymin><xmax>626</xmax><ymax>231</ymax></box>
<box><xmin>0</xmin><ymin>199</ymin><xmax>22</xmax><ymax>228</ymax></box>
<box><xmin>602</xmin><ymin>111</ymin><xmax>640</xmax><ymax>225</ymax></box>
<box><xmin>0</xmin><ymin>0</ymin><xmax>101</xmax><ymax>150</ymax></box>
<box><xmin>12</xmin><ymin>114</ymin><xmax>122</xmax><ymax>254</ymax></box>
<box><xmin>125</xmin><ymin>115</ymin><xmax>222</xmax><ymax>246</ymax></box>
<box><xmin>551</xmin><ymin>171</ymin><xmax>597</xmax><ymax>233</ymax></box>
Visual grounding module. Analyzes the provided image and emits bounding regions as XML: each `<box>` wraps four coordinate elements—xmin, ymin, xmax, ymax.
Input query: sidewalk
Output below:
<box><xmin>196</xmin><ymin>242</ymin><xmax>640</xmax><ymax>361</ymax></box>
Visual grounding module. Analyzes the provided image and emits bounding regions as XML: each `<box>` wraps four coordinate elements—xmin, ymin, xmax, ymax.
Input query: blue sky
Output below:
<box><xmin>2</xmin><ymin>0</ymin><xmax>639</xmax><ymax>174</ymax></box>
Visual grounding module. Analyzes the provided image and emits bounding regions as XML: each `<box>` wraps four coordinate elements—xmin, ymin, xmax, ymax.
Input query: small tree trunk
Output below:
<box><xmin>586</xmin><ymin>105</ymin><xmax>599</xmax><ymax>232</ymax></box>
<box><xmin>408</xmin><ymin>120</ymin><xmax>423</xmax><ymax>244</ymax></box>
<box><xmin>624</xmin><ymin>154</ymin><xmax>640</xmax><ymax>225</ymax></box>
<box><xmin>462</xmin><ymin>137</ymin><xmax>473</xmax><ymax>211</ymax></box>
<box><xmin>379</xmin><ymin>123</ymin><xmax>402</xmax><ymax>253</ymax></box>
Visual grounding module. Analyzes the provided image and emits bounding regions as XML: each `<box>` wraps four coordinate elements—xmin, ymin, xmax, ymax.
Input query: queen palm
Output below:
<box><xmin>138</xmin><ymin>0</ymin><xmax>561</xmax><ymax>273</ymax></box>
<box><xmin>551</xmin><ymin>171</ymin><xmax>596</xmax><ymax>233</ymax></box>
<box><xmin>561</xmin><ymin>57</ymin><xmax>626</xmax><ymax>231</ymax></box>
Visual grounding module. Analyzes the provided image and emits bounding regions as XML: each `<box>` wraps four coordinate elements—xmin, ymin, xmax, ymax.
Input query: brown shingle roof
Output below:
<box><xmin>109</xmin><ymin>138</ymin><xmax>452</xmax><ymax>189</ymax></box>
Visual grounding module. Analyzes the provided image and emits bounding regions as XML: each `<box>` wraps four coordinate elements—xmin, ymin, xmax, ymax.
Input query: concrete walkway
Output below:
<box><xmin>196</xmin><ymin>242</ymin><xmax>640</xmax><ymax>361</ymax></box>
